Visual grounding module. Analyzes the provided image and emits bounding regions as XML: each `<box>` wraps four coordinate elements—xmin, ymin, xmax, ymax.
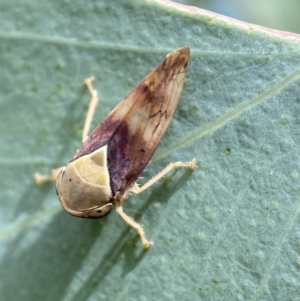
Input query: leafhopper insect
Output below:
<box><xmin>35</xmin><ymin>46</ymin><xmax>196</xmax><ymax>248</ymax></box>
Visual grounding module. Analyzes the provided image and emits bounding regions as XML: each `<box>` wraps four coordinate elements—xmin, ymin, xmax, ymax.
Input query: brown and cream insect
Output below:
<box><xmin>35</xmin><ymin>46</ymin><xmax>196</xmax><ymax>248</ymax></box>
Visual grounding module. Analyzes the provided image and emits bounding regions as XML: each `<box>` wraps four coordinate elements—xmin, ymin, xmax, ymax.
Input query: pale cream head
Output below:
<box><xmin>55</xmin><ymin>145</ymin><xmax>113</xmax><ymax>218</ymax></box>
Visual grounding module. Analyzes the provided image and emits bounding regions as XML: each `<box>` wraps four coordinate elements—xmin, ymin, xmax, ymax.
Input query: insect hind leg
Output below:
<box><xmin>34</xmin><ymin>77</ymin><xmax>98</xmax><ymax>184</ymax></box>
<box><xmin>131</xmin><ymin>158</ymin><xmax>196</xmax><ymax>195</ymax></box>
<box><xmin>82</xmin><ymin>77</ymin><xmax>99</xmax><ymax>143</ymax></box>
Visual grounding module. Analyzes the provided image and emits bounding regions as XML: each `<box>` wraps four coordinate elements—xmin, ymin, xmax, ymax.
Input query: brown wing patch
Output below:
<box><xmin>110</xmin><ymin>47</ymin><xmax>190</xmax><ymax>197</ymax></box>
<box><xmin>72</xmin><ymin>46</ymin><xmax>190</xmax><ymax>198</ymax></box>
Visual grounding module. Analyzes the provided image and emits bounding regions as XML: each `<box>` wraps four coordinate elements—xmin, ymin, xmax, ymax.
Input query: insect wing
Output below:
<box><xmin>73</xmin><ymin>46</ymin><xmax>190</xmax><ymax>197</ymax></box>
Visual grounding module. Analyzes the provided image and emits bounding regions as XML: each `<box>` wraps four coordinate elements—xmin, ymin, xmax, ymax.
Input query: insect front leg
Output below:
<box><xmin>34</xmin><ymin>167</ymin><xmax>65</xmax><ymax>184</ymax></box>
<box><xmin>115</xmin><ymin>199</ymin><xmax>153</xmax><ymax>248</ymax></box>
<box><xmin>131</xmin><ymin>158</ymin><xmax>197</xmax><ymax>195</ymax></box>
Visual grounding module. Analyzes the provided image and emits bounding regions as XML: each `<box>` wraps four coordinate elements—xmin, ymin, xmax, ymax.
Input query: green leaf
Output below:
<box><xmin>1</xmin><ymin>1</ymin><xmax>300</xmax><ymax>300</ymax></box>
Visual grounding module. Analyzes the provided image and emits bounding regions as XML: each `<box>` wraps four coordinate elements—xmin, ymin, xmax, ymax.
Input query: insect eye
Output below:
<box><xmin>87</xmin><ymin>203</ymin><xmax>113</xmax><ymax>218</ymax></box>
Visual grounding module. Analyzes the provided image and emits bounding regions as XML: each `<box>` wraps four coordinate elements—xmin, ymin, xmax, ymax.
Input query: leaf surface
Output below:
<box><xmin>1</xmin><ymin>1</ymin><xmax>300</xmax><ymax>300</ymax></box>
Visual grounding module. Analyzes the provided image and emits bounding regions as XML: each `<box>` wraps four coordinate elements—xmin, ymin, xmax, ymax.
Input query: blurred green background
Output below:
<box><xmin>176</xmin><ymin>0</ymin><xmax>300</xmax><ymax>33</ymax></box>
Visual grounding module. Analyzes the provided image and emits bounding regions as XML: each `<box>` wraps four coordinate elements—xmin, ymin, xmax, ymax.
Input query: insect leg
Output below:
<box><xmin>115</xmin><ymin>200</ymin><xmax>153</xmax><ymax>248</ymax></box>
<box><xmin>82</xmin><ymin>77</ymin><xmax>99</xmax><ymax>143</ymax></box>
<box><xmin>131</xmin><ymin>158</ymin><xmax>196</xmax><ymax>195</ymax></box>
<box><xmin>34</xmin><ymin>78</ymin><xmax>98</xmax><ymax>184</ymax></box>
<box><xmin>34</xmin><ymin>167</ymin><xmax>65</xmax><ymax>184</ymax></box>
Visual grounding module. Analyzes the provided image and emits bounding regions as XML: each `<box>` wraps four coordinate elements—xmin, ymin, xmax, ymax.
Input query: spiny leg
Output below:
<box><xmin>34</xmin><ymin>77</ymin><xmax>99</xmax><ymax>184</ymax></box>
<box><xmin>82</xmin><ymin>77</ymin><xmax>99</xmax><ymax>143</ymax></box>
<box><xmin>131</xmin><ymin>158</ymin><xmax>196</xmax><ymax>195</ymax></box>
<box><xmin>115</xmin><ymin>200</ymin><xmax>153</xmax><ymax>248</ymax></box>
<box><xmin>120</xmin><ymin>159</ymin><xmax>196</xmax><ymax>247</ymax></box>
